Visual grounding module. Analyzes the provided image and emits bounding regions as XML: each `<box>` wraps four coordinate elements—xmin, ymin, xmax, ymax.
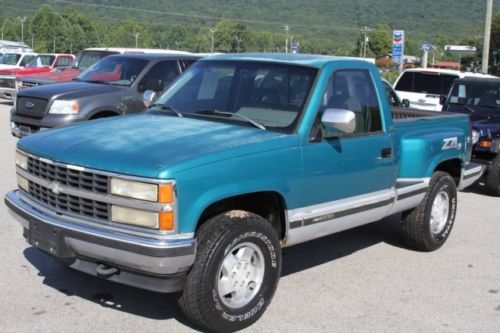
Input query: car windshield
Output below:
<box><xmin>448</xmin><ymin>82</ymin><xmax>500</xmax><ymax>109</ymax></box>
<box><xmin>26</xmin><ymin>55</ymin><xmax>56</xmax><ymax>68</ymax></box>
<box><xmin>77</xmin><ymin>56</ymin><xmax>148</xmax><ymax>86</ymax></box>
<box><xmin>395</xmin><ymin>71</ymin><xmax>458</xmax><ymax>95</ymax></box>
<box><xmin>73</xmin><ymin>50</ymin><xmax>120</xmax><ymax>70</ymax></box>
<box><xmin>0</xmin><ymin>53</ymin><xmax>21</xmax><ymax>65</ymax></box>
<box><xmin>154</xmin><ymin>60</ymin><xmax>317</xmax><ymax>132</ymax></box>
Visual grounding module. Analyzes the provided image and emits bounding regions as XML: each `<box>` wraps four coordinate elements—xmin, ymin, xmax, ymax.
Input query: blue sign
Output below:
<box><xmin>392</xmin><ymin>30</ymin><xmax>405</xmax><ymax>65</ymax></box>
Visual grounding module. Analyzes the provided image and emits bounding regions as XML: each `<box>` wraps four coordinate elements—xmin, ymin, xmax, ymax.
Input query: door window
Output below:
<box><xmin>138</xmin><ymin>60</ymin><xmax>180</xmax><ymax>92</ymax></box>
<box><xmin>321</xmin><ymin>69</ymin><xmax>383</xmax><ymax>136</ymax></box>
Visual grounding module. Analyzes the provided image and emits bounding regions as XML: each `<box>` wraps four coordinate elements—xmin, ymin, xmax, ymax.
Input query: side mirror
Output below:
<box><xmin>321</xmin><ymin>108</ymin><xmax>356</xmax><ymax>134</ymax></box>
<box><xmin>142</xmin><ymin>90</ymin><xmax>156</xmax><ymax>107</ymax></box>
<box><xmin>401</xmin><ymin>99</ymin><xmax>410</xmax><ymax>108</ymax></box>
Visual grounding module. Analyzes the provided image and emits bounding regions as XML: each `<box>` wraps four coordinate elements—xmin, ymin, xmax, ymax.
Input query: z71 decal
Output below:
<box><xmin>442</xmin><ymin>137</ymin><xmax>461</xmax><ymax>150</ymax></box>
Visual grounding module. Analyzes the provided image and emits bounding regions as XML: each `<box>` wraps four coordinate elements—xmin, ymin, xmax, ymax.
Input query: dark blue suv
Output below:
<box><xmin>442</xmin><ymin>77</ymin><xmax>500</xmax><ymax>195</ymax></box>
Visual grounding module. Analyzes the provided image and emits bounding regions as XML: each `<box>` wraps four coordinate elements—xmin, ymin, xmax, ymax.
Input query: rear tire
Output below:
<box><xmin>485</xmin><ymin>156</ymin><xmax>500</xmax><ymax>196</ymax></box>
<box><xmin>402</xmin><ymin>171</ymin><xmax>457</xmax><ymax>251</ymax></box>
<box><xmin>179</xmin><ymin>210</ymin><xmax>282</xmax><ymax>333</ymax></box>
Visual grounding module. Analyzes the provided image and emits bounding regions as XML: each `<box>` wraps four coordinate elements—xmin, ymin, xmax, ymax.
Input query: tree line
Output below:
<box><xmin>1</xmin><ymin>3</ymin><xmax>497</xmax><ymax>73</ymax></box>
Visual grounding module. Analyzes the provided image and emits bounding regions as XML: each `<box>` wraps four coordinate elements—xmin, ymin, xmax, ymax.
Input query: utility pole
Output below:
<box><xmin>235</xmin><ymin>37</ymin><xmax>242</xmax><ymax>53</ymax></box>
<box><xmin>482</xmin><ymin>0</ymin><xmax>493</xmax><ymax>74</ymax></box>
<box><xmin>362</xmin><ymin>27</ymin><xmax>369</xmax><ymax>59</ymax></box>
<box><xmin>284</xmin><ymin>25</ymin><xmax>290</xmax><ymax>53</ymax></box>
<box><xmin>175</xmin><ymin>41</ymin><xmax>180</xmax><ymax>50</ymax></box>
<box><xmin>209</xmin><ymin>29</ymin><xmax>216</xmax><ymax>53</ymax></box>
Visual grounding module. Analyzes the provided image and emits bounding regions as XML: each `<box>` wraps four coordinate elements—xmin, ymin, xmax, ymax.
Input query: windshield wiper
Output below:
<box><xmin>83</xmin><ymin>79</ymin><xmax>110</xmax><ymax>85</ymax></box>
<box><xmin>150</xmin><ymin>103</ymin><xmax>183</xmax><ymax>117</ymax></box>
<box><xmin>193</xmin><ymin>110</ymin><xmax>266</xmax><ymax>130</ymax></box>
<box><xmin>464</xmin><ymin>105</ymin><xmax>476</xmax><ymax>113</ymax></box>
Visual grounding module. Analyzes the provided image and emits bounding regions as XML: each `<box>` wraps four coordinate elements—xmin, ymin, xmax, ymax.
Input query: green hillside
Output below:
<box><xmin>0</xmin><ymin>0</ymin><xmax>494</xmax><ymax>54</ymax></box>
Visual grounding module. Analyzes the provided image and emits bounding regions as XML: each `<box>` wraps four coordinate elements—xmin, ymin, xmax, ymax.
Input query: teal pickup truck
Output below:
<box><xmin>5</xmin><ymin>54</ymin><xmax>483</xmax><ymax>332</ymax></box>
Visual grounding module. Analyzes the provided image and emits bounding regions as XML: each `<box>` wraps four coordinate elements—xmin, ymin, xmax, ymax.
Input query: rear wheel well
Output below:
<box><xmin>196</xmin><ymin>192</ymin><xmax>287</xmax><ymax>241</ymax></box>
<box><xmin>435</xmin><ymin>159</ymin><xmax>461</xmax><ymax>185</ymax></box>
<box><xmin>89</xmin><ymin>111</ymin><xmax>119</xmax><ymax>120</ymax></box>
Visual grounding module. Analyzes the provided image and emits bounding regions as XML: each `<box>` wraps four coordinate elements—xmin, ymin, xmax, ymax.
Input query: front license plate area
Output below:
<box><xmin>18</xmin><ymin>126</ymin><xmax>31</xmax><ymax>137</ymax></box>
<box><xmin>29</xmin><ymin>221</ymin><xmax>72</xmax><ymax>258</ymax></box>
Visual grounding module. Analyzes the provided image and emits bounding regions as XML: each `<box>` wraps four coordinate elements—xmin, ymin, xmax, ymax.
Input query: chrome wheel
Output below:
<box><xmin>430</xmin><ymin>190</ymin><xmax>450</xmax><ymax>234</ymax></box>
<box><xmin>217</xmin><ymin>242</ymin><xmax>265</xmax><ymax>309</ymax></box>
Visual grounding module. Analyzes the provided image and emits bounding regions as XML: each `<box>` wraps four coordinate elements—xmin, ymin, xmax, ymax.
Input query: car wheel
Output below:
<box><xmin>402</xmin><ymin>171</ymin><xmax>457</xmax><ymax>251</ymax></box>
<box><xmin>179</xmin><ymin>210</ymin><xmax>282</xmax><ymax>332</ymax></box>
<box><xmin>485</xmin><ymin>156</ymin><xmax>500</xmax><ymax>196</ymax></box>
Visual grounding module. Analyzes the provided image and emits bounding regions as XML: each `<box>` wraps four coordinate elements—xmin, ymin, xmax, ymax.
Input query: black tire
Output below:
<box><xmin>179</xmin><ymin>210</ymin><xmax>282</xmax><ymax>333</ymax></box>
<box><xmin>402</xmin><ymin>171</ymin><xmax>457</xmax><ymax>251</ymax></box>
<box><xmin>485</xmin><ymin>156</ymin><xmax>500</xmax><ymax>196</ymax></box>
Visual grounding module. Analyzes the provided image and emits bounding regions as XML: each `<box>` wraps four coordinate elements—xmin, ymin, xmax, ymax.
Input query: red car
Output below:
<box><xmin>0</xmin><ymin>53</ymin><xmax>75</xmax><ymax>101</ymax></box>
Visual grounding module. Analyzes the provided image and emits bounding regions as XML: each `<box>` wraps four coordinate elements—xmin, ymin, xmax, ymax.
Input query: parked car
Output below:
<box><xmin>17</xmin><ymin>47</ymin><xmax>191</xmax><ymax>90</ymax></box>
<box><xmin>442</xmin><ymin>76</ymin><xmax>500</xmax><ymax>195</ymax></box>
<box><xmin>0</xmin><ymin>52</ymin><xmax>37</xmax><ymax>71</ymax></box>
<box><xmin>5</xmin><ymin>54</ymin><xmax>483</xmax><ymax>332</ymax></box>
<box><xmin>0</xmin><ymin>53</ymin><xmax>75</xmax><ymax>101</ymax></box>
<box><xmin>393</xmin><ymin>68</ymin><xmax>493</xmax><ymax>111</ymax></box>
<box><xmin>10</xmin><ymin>53</ymin><xmax>198</xmax><ymax>137</ymax></box>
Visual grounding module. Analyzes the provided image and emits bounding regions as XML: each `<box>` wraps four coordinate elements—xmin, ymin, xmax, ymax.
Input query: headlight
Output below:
<box><xmin>111</xmin><ymin>205</ymin><xmax>174</xmax><ymax>230</ymax></box>
<box><xmin>472</xmin><ymin>129</ymin><xmax>480</xmax><ymax>145</ymax></box>
<box><xmin>15</xmin><ymin>151</ymin><xmax>28</xmax><ymax>169</ymax></box>
<box><xmin>110</xmin><ymin>178</ymin><xmax>174</xmax><ymax>203</ymax></box>
<box><xmin>49</xmin><ymin>100</ymin><xmax>79</xmax><ymax>114</ymax></box>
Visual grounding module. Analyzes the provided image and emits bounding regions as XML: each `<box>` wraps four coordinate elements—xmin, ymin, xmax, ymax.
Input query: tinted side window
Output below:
<box><xmin>139</xmin><ymin>60</ymin><xmax>180</xmax><ymax>92</ymax></box>
<box><xmin>322</xmin><ymin>70</ymin><xmax>383</xmax><ymax>135</ymax></box>
<box><xmin>395</xmin><ymin>72</ymin><xmax>413</xmax><ymax>92</ymax></box>
<box><xmin>396</xmin><ymin>72</ymin><xmax>459</xmax><ymax>95</ymax></box>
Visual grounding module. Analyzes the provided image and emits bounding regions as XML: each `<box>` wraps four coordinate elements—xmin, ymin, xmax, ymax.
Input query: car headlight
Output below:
<box><xmin>17</xmin><ymin>174</ymin><xmax>29</xmax><ymax>192</ymax></box>
<box><xmin>110</xmin><ymin>178</ymin><xmax>174</xmax><ymax>203</ymax></box>
<box><xmin>49</xmin><ymin>100</ymin><xmax>79</xmax><ymax>114</ymax></box>
<box><xmin>15</xmin><ymin>151</ymin><xmax>28</xmax><ymax>169</ymax></box>
<box><xmin>472</xmin><ymin>129</ymin><xmax>480</xmax><ymax>145</ymax></box>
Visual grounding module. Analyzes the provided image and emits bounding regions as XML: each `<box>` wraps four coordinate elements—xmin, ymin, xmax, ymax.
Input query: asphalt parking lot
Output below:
<box><xmin>0</xmin><ymin>101</ymin><xmax>499</xmax><ymax>332</ymax></box>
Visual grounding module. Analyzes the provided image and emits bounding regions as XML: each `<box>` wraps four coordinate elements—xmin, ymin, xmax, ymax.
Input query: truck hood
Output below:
<box><xmin>18</xmin><ymin>81</ymin><xmax>123</xmax><ymax>99</ymax></box>
<box><xmin>0</xmin><ymin>66</ymin><xmax>51</xmax><ymax>76</ymax></box>
<box><xmin>18</xmin><ymin>113</ymin><xmax>297</xmax><ymax>178</ymax></box>
<box><xmin>21</xmin><ymin>68</ymin><xmax>81</xmax><ymax>83</ymax></box>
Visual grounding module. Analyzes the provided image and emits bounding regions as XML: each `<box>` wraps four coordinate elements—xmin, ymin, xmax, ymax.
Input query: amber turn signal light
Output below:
<box><xmin>158</xmin><ymin>183</ymin><xmax>174</xmax><ymax>203</ymax></box>
<box><xmin>159</xmin><ymin>211</ymin><xmax>174</xmax><ymax>231</ymax></box>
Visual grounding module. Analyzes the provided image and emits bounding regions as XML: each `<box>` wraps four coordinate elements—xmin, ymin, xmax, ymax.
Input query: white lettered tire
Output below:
<box><xmin>179</xmin><ymin>210</ymin><xmax>282</xmax><ymax>332</ymax></box>
<box><xmin>402</xmin><ymin>171</ymin><xmax>457</xmax><ymax>251</ymax></box>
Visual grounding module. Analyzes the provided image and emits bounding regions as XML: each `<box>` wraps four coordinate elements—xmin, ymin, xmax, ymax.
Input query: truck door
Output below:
<box><xmin>288</xmin><ymin>67</ymin><xmax>395</xmax><ymax>245</ymax></box>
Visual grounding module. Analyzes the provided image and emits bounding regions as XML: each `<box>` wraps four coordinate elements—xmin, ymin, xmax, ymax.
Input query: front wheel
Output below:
<box><xmin>179</xmin><ymin>210</ymin><xmax>282</xmax><ymax>332</ymax></box>
<box><xmin>402</xmin><ymin>171</ymin><xmax>457</xmax><ymax>251</ymax></box>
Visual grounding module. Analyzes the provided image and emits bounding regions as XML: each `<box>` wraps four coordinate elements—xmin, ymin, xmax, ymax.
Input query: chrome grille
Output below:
<box><xmin>27</xmin><ymin>157</ymin><xmax>109</xmax><ymax>194</ymax></box>
<box><xmin>28</xmin><ymin>181</ymin><xmax>109</xmax><ymax>221</ymax></box>
<box><xmin>0</xmin><ymin>77</ymin><xmax>15</xmax><ymax>88</ymax></box>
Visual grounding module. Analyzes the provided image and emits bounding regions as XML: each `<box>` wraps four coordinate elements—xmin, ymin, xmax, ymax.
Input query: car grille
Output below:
<box><xmin>26</xmin><ymin>156</ymin><xmax>110</xmax><ymax>221</ymax></box>
<box><xmin>28</xmin><ymin>182</ymin><xmax>109</xmax><ymax>221</ymax></box>
<box><xmin>21</xmin><ymin>80</ymin><xmax>42</xmax><ymax>88</ymax></box>
<box><xmin>16</xmin><ymin>97</ymin><xmax>48</xmax><ymax>118</ymax></box>
<box><xmin>0</xmin><ymin>77</ymin><xmax>15</xmax><ymax>88</ymax></box>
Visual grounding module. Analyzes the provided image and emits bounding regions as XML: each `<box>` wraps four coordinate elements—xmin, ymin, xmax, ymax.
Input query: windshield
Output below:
<box><xmin>395</xmin><ymin>71</ymin><xmax>458</xmax><ymax>95</ymax></box>
<box><xmin>77</xmin><ymin>56</ymin><xmax>148</xmax><ymax>86</ymax></box>
<box><xmin>73</xmin><ymin>50</ymin><xmax>120</xmax><ymax>70</ymax></box>
<box><xmin>27</xmin><ymin>55</ymin><xmax>55</xmax><ymax>68</ymax></box>
<box><xmin>448</xmin><ymin>82</ymin><xmax>500</xmax><ymax>109</ymax></box>
<box><xmin>0</xmin><ymin>53</ymin><xmax>21</xmax><ymax>65</ymax></box>
<box><xmin>154</xmin><ymin>60</ymin><xmax>317</xmax><ymax>132</ymax></box>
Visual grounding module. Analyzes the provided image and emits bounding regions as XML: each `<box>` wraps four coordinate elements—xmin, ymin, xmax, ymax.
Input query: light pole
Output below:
<box><xmin>18</xmin><ymin>16</ymin><xmax>26</xmax><ymax>43</ymax></box>
<box><xmin>235</xmin><ymin>37</ymin><xmax>242</xmax><ymax>53</ymax></box>
<box><xmin>284</xmin><ymin>25</ymin><xmax>290</xmax><ymax>53</ymax></box>
<box><xmin>133</xmin><ymin>33</ymin><xmax>140</xmax><ymax>48</ymax></box>
<box><xmin>175</xmin><ymin>41</ymin><xmax>180</xmax><ymax>50</ymax></box>
<box><xmin>209</xmin><ymin>29</ymin><xmax>216</xmax><ymax>53</ymax></box>
<box><xmin>482</xmin><ymin>0</ymin><xmax>493</xmax><ymax>74</ymax></box>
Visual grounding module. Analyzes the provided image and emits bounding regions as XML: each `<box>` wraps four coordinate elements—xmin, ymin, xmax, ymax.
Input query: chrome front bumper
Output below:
<box><xmin>5</xmin><ymin>190</ymin><xmax>196</xmax><ymax>292</ymax></box>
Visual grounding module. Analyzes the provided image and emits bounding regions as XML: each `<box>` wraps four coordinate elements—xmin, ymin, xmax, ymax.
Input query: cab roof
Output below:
<box><xmin>201</xmin><ymin>52</ymin><xmax>374</xmax><ymax>69</ymax></box>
